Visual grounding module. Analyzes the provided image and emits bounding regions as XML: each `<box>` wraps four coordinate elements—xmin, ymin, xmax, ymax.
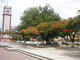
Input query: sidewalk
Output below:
<box><xmin>8</xmin><ymin>42</ymin><xmax>80</xmax><ymax>60</ymax></box>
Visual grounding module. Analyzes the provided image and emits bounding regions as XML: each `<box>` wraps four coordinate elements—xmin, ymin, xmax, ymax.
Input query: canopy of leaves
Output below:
<box><xmin>36</xmin><ymin>20</ymin><xmax>66</xmax><ymax>39</ymax></box>
<box><xmin>62</xmin><ymin>18</ymin><xmax>80</xmax><ymax>43</ymax></box>
<box><xmin>19</xmin><ymin>4</ymin><xmax>61</xmax><ymax>30</ymax></box>
<box><xmin>64</xmin><ymin>18</ymin><xmax>80</xmax><ymax>32</ymax></box>
<box><xmin>20</xmin><ymin>27</ymin><xmax>39</xmax><ymax>36</ymax></box>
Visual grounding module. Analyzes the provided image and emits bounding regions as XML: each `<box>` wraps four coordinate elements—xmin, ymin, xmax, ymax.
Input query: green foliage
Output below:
<box><xmin>75</xmin><ymin>10</ymin><xmax>80</xmax><ymax>20</ymax></box>
<box><xmin>19</xmin><ymin>4</ymin><xmax>61</xmax><ymax>30</ymax></box>
<box><xmin>74</xmin><ymin>15</ymin><xmax>80</xmax><ymax>20</ymax></box>
<box><xmin>63</xmin><ymin>18</ymin><xmax>80</xmax><ymax>44</ymax></box>
<box><xmin>1</xmin><ymin>32</ymin><xmax>10</xmax><ymax>35</ymax></box>
<box><xmin>64</xmin><ymin>18</ymin><xmax>80</xmax><ymax>31</ymax></box>
<box><xmin>36</xmin><ymin>21</ymin><xmax>65</xmax><ymax>44</ymax></box>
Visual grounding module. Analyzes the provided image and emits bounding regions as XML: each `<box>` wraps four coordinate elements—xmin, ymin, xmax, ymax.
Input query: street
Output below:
<box><xmin>0</xmin><ymin>47</ymin><xmax>36</xmax><ymax>60</ymax></box>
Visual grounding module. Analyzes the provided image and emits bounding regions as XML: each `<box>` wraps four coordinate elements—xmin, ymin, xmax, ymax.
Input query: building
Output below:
<box><xmin>0</xmin><ymin>5</ymin><xmax>12</xmax><ymax>45</ymax></box>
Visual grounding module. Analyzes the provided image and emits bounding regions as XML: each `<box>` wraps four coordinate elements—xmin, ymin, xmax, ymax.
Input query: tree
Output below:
<box><xmin>36</xmin><ymin>20</ymin><xmax>65</xmax><ymax>45</ymax></box>
<box><xmin>21</xmin><ymin>27</ymin><xmax>39</xmax><ymax>36</ymax></box>
<box><xmin>19</xmin><ymin>27</ymin><xmax>39</xmax><ymax>42</ymax></box>
<box><xmin>37</xmin><ymin>22</ymin><xmax>51</xmax><ymax>44</ymax></box>
<box><xmin>74</xmin><ymin>15</ymin><xmax>80</xmax><ymax>20</ymax></box>
<box><xmin>63</xmin><ymin>18</ymin><xmax>80</xmax><ymax>46</ymax></box>
<box><xmin>18</xmin><ymin>4</ymin><xmax>61</xmax><ymax>30</ymax></box>
<box><xmin>11</xmin><ymin>32</ymin><xmax>21</xmax><ymax>40</ymax></box>
<box><xmin>51</xmin><ymin>20</ymin><xmax>67</xmax><ymax>37</ymax></box>
<box><xmin>74</xmin><ymin>10</ymin><xmax>80</xmax><ymax>20</ymax></box>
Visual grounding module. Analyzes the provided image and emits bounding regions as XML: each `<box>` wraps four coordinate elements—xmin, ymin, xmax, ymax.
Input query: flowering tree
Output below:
<box><xmin>63</xmin><ymin>18</ymin><xmax>80</xmax><ymax>46</ymax></box>
<box><xmin>37</xmin><ymin>21</ymin><xmax>65</xmax><ymax>45</ymax></box>
<box><xmin>20</xmin><ymin>26</ymin><xmax>40</xmax><ymax>41</ymax></box>
<box><xmin>22</xmin><ymin>27</ymin><xmax>39</xmax><ymax>35</ymax></box>
<box><xmin>37</xmin><ymin>22</ymin><xmax>53</xmax><ymax>44</ymax></box>
<box><xmin>50</xmin><ymin>20</ymin><xmax>67</xmax><ymax>38</ymax></box>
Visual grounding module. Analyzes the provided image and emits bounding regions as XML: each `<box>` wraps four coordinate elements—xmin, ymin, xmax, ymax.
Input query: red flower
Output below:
<box><xmin>63</xmin><ymin>29</ymin><xmax>72</xmax><ymax>32</ymax></box>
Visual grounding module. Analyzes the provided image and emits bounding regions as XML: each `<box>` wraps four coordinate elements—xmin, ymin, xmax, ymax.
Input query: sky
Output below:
<box><xmin>0</xmin><ymin>0</ymin><xmax>80</xmax><ymax>28</ymax></box>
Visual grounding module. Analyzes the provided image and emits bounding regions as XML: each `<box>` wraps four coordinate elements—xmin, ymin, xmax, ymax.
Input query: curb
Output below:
<box><xmin>6</xmin><ymin>47</ymin><xmax>54</xmax><ymax>60</ymax></box>
<box><xmin>17</xmin><ymin>49</ymin><xmax>54</xmax><ymax>60</ymax></box>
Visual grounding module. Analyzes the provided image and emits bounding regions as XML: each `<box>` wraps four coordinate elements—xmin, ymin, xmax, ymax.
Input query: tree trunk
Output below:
<box><xmin>45</xmin><ymin>37</ymin><xmax>52</xmax><ymax>45</ymax></box>
<box><xmin>71</xmin><ymin>37</ymin><xmax>75</xmax><ymax>48</ymax></box>
<box><xmin>22</xmin><ymin>35</ymin><xmax>26</xmax><ymax>44</ymax></box>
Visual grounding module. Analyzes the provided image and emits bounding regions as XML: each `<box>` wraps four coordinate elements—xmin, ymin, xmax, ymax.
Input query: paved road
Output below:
<box><xmin>0</xmin><ymin>47</ymin><xmax>37</xmax><ymax>60</ymax></box>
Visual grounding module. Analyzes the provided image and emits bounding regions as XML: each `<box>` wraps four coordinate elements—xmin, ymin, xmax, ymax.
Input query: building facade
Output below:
<box><xmin>1</xmin><ymin>6</ymin><xmax>12</xmax><ymax>42</ymax></box>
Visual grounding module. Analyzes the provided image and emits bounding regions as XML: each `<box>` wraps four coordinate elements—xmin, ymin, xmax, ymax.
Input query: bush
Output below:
<box><xmin>62</xmin><ymin>42</ymin><xmax>71</xmax><ymax>46</ymax></box>
<box><xmin>74</xmin><ymin>43</ymin><xmax>79</xmax><ymax>46</ymax></box>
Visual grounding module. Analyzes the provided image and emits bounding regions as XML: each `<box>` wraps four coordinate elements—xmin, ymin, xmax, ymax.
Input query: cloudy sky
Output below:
<box><xmin>0</xmin><ymin>0</ymin><xmax>80</xmax><ymax>28</ymax></box>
